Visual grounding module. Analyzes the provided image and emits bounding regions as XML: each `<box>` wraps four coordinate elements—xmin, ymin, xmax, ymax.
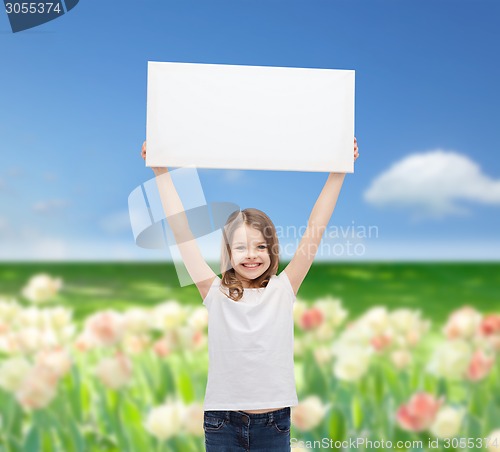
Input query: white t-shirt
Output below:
<box><xmin>202</xmin><ymin>271</ymin><xmax>299</xmax><ymax>411</ymax></box>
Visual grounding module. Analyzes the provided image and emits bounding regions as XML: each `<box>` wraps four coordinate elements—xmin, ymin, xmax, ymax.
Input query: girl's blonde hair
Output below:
<box><xmin>220</xmin><ymin>208</ymin><xmax>279</xmax><ymax>301</ymax></box>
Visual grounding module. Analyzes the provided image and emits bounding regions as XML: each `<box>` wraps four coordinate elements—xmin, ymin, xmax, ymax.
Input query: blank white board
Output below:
<box><xmin>146</xmin><ymin>61</ymin><xmax>355</xmax><ymax>173</ymax></box>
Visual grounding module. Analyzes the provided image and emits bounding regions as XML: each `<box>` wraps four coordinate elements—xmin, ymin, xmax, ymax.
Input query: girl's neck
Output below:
<box><xmin>239</xmin><ymin>278</ymin><xmax>260</xmax><ymax>289</ymax></box>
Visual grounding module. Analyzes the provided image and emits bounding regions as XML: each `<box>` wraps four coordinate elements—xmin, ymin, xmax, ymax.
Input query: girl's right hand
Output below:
<box><xmin>141</xmin><ymin>141</ymin><xmax>168</xmax><ymax>177</ymax></box>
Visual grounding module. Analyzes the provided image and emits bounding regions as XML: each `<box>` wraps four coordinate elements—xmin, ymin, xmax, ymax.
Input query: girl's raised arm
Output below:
<box><xmin>283</xmin><ymin>138</ymin><xmax>359</xmax><ymax>295</ymax></box>
<box><xmin>141</xmin><ymin>141</ymin><xmax>217</xmax><ymax>300</ymax></box>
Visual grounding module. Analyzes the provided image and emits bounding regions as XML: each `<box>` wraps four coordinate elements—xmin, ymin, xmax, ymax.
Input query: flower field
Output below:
<box><xmin>1</xmin><ymin>262</ymin><xmax>500</xmax><ymax>452</ymax></box>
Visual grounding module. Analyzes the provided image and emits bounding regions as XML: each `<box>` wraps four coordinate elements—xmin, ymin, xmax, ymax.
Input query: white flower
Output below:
<box><xmin>443</xmin><ymin>306</ymin><xmax>482</xmax><ymax>340</ymax></box>
<box><xmin>358</xmin><ymin>307</ymin><xmax>389</xmax><ymax>335</ymax></box>
<box><xmin>311</xmin><ymin>322</ymin><xmax>335</xmax><ymax>341</ymax></box>
<box><xmin>427</xmin><ymin>340</ymin><xmax>472</xmax><ymax>380</ymax></box>
<box><xmin>94</xmin><ymin>353</ymin><xmax>132</xmax><ymax>389</ymax></box>
<box><xmin>389</xmin><ymin>309</ymin><xmax>421</xmax><ymax>332</ymax></box>
<box><xmin>122</xmin><ymin>333</ymin><xmax>150</xmax><ymax>355</ymax></box>
<box><xmin>391</xmin><ymin>349</ymin><xmax>412</xmax><ymax>370</ymax></box>
<box><xmin>293</xmin><ymin>336</ymin><xmax>306</xmax><ymax>357</ymax></box>
<box><xmin>187</xmin><ymin>307</ymin><xmax>208</xmax><ymax>331</ymax></box>
<box><xmin>313</xmin><ymin>297</ymin><xmax>348</xmax><ymax>327</ymax></box>
<box><xmin>12</xmin><ymin>328</ymin><xmax>44</xmax><ymax>354</ymax></box>
<box><xmin>486</xmin><ymin>429</ymin><xmax>500</xmax><ymax>451</ymax></box>
<box><xmin>123</xmin><ymin>308</ymin><xmax>152</xmax><ymax>334</ymax></box>
<box><xmin>182</xmin><ymin>402</ymin><xmax>204</xmax><ymax>436</ymax></box>
<box><xmin>16</xmin><ymin>307</ymin><xmax>44</xmax><ymax>329</ymax></box>
<box><xmin>333</xmin><ymin>345</ymin><xmax>372</xmax><ymax>381</ymax></box>
<box><xmin>176</xmin><ymin>325</ymin><xmax>206</xmax><ymax>351</ymax></box>
<box><xmin>0</xmin><ymin>299</ymin><xmax>21</xmax><ymax>324</ymax></box>
<box><xmin>293</xmin><ymin>299</ymin><xmax>308</xmax><ymax>325</ymax></box>
<box><xmin>44</xmin><ymin>307</ymin><xmax>73</xmax><ymax>331</ymax></box>
<box><xmin>22</xmin><ymin>274</ymin><xmax>62</xmax><ymax>304</ymax></box>
<box><xmin>144</xmin><ymin>400</ymin><xmax>185</xmax><ymax>440</ymax></box>
<box><xmin>291</xmin><ymin>396</ymin><xmax>330</xmax><ymax>431</ymax></box>
<box><xmin>0</xmin><ymin>357</ymin><xmax>32</xmax><ymax>392</ymax></box>
<box><xmin>0</xmin><ymin>300</ymin><xmax>13</xmax><ymax>332</ymax></box>
<box><xmin>314</xmin><ymin>346</ymin><xmax>332</xmax><ymax>366</ymax></box>
<box><xmin>332</xmin><ymin>323</ymin><xmax>372</xmax><ymax>350</ymax></box>
<box><xmin>0</xmin><ymin>333</ymin><xmax>18</xmax><ymax>354</ymax></box>
<box><xmin>152</xmin><ymin>301</ymin><xmax>187</xmax><ymax>331</ymax></box>
<box><xmin>429</xmin><ymin>406</ymin><xmax>465</xmax><ymax>438</ymax></box>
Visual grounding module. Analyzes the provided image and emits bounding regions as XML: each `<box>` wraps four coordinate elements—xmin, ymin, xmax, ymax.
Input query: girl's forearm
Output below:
<box><xmin>307</xmin><ymin>172</ymin><xmax>346</xmax><ymax>234</ymax></box>
<box><xmin>154</xmin><ymin>170</ymin><xmax>195</xmax><ymax>243</ymax></box>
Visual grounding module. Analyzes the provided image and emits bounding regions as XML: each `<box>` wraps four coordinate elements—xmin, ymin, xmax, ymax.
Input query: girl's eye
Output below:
<box><xmin>258</xmin><ymin>245</ymin><xmax>267</xmax><ymax>250</ymax></box>
<box><xmin>235</xmin><ymin>246</ymin><xmax>245</xmax><ymax>251</ymax></box>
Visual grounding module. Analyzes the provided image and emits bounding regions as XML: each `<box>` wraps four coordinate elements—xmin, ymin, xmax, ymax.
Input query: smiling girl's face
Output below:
<box><xmin>230</xmin><ymin>224</ymin><xmax>271</xmax><ymax>287</ymax></box>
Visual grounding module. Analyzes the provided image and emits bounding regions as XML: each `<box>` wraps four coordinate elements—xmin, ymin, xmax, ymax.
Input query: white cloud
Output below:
<box><xmin>364</xmin><ymin>150</ymin><xmax>500</xmax><ymax>220</ymax></box>
<box><xmin>33</xmin><ymin>199</ymin><xmax>69</xmax><ymax>214</ymax></box>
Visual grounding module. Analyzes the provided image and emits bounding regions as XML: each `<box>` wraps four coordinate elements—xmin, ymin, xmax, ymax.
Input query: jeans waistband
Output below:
<box><xmin>205</xmin><ymin>406</ymin><xmax>290</xmax><ymax>425</ymax></box>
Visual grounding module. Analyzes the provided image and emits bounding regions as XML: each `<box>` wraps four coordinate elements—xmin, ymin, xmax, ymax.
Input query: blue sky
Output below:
<box><xmin>1</xmin><ymin>0</ymin><xmax>499</xmax><ymax>261</ymax></box>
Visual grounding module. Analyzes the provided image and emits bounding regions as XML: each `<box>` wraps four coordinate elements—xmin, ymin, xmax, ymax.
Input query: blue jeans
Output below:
<box><xmin>204</xmin><ymin>406</ymin><xmax>291</xmax><ymax>451</ymax></box>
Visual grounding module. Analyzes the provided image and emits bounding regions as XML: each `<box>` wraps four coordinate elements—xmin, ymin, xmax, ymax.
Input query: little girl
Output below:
<box><xmin>141</xmin><ymin>139</ymin><xmax>359</xmax><ymax>451</ymax></box>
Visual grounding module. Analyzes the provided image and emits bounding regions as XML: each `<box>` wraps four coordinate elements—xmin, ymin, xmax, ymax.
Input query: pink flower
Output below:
<box><xmin>466</xmin><ymin>349</ymin><xmax>495</xmax><ymax>382</ymax></box>
<box><xmin>396</xmin><ymin>392</ymin><xmax>444</xmax><ymax>432</ymax></box>
<box><xmin>192</xmin><ymin>330</ymin><xmax>205</xmax><ymax>349</ymax></box>
<box><xmin>34</xmin><ymin>347</ymin><xmax>72</xmax><ymax>384</ymax></box>
<box><xmin>0</xmin><ymin>322</ymin><xmax>8</xmax><ymax>334</ymax></box>
<box><xmin>84</xmin><ymin>310</ymin><xmax>124</xmax><ymax>347</ymax></box>
<box><xmin>153</xmin><ymin>338</ymin><xmax>171</xmax><ymax>357</ymax></box>
<box><xmin>406</xmin><ymin>330</ymin><xmax>421</xmax><ymax>347</ymax></box>
<box><xmin>478</xmin><ymin>314</ymin><xmax>500</xmax><ymax>352</ymax></box>
<box><xmin>73</xmin><ymin>331</ymin><xmax>98</xmax><ymax>352</ymax></box>
<box><xmin>370</xmin><ymin>333</ymin><xmax>392</xmax><ymax>352</ymax></box>
<box><xmin>480</xmin><ymin>314</ymin><xmax>500</xmax><ymax>336</ymax></box>
<box><xmin>15</xmin><ymin>367</ymin><xmax>57</xmax><ymax>410</ymax></box>
<box><xmin>299</xmin><ymin>307</ymin><xmax>324</xmax><ymax>330</ymax></box>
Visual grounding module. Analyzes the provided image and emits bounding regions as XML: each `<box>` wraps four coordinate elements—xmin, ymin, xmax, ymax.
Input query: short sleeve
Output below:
<box><xmin>276</xmin><ymin>271</ymin><xmax>296</xmax><ymax>302</ymax></box>
<box><xmin>202</xmin><ymin>276</ymin><xmax>221</xmax><ymax>309</ymax></box>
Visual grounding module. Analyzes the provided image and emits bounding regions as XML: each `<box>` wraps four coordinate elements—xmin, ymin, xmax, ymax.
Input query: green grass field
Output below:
<box><xmin>1</xmin><ymin>261</ymin><xmax>499</xmax><ymax>323</ymax></box>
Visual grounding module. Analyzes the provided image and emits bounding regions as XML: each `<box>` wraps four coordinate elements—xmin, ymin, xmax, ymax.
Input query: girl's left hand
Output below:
<box><xmin>354</xmin><ymin>137</ymin><xmax>359</xmax><ymax>161</ymax></box>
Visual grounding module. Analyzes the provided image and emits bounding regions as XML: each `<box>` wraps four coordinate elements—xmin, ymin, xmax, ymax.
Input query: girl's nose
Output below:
<box><xmin>246</xmin><ymin>247</ymin><xmax>257</xmax><ymax>258</ymax></box>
